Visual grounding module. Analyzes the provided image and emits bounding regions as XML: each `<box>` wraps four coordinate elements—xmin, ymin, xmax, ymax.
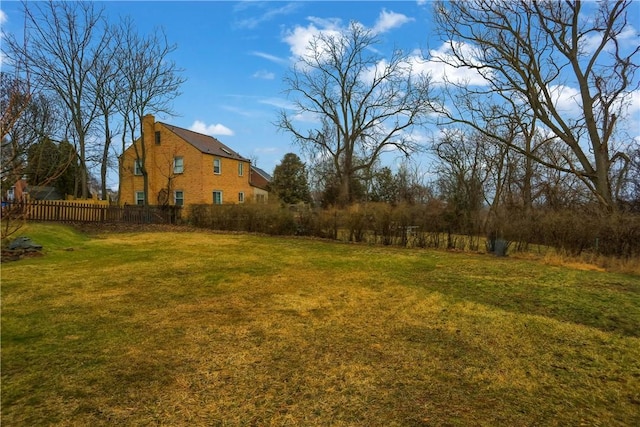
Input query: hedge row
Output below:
<box><xmin>188</xmin><ymin>203</ymin><xmax>640</xmax><ymax>258</ymax></box>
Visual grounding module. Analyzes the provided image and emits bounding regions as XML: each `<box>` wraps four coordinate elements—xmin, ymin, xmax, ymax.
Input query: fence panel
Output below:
<box><xmin>1</xmin><ymin>200</ymin><xmax>181</xmax><ymax>225</ymax></box>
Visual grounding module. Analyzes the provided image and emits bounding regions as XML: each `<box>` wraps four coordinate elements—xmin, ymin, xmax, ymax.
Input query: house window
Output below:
<box><xmin>213</xmin><ymin>158</ymin><xmax>221</xmax><ymax>174</ymax></box>
<box><xmin>238</xmin><ymin>192</ymin><xmax>245</xmax><ymax>203</ymax></box>
<box><xmin>174</xmin><ymin>190</ymin><xmax>184</xmax><ymax>206</ymax></box>
<box><xmin>238</xmin><ymin>162</ymin><xmax>244</xmax><ymax>176</ymax></box>
<box><xmin>155</xmin><ymin>131</ymin><xmax>161</xmax><ymax>145</ymax></box>
<box><xmin>213</xmin><ymin>191</ymin><xmax>223</xmax><ymax>205</ymax></box>
<box><xmin>135</xmin><ymin>191</ymin><xmax>145</xmax><ymax>205</ymax></box>
<box><xmin>173</xmin><ymin>156</ymin><xmax>184</xmax><ymax>174</ymax></box>
<box><xmin>256</xmin><ymin>194</ymin><xmax>266</xmax><ymax>204</ymax></box>
<box><xmin>134</xmin><ymin>160</ymin><xmax>143</xmax><ymax>175</ymax></box>
<box><xmin>7</xmin><ymin>187</ymin><xmax>15</xmax><ymax>201</ymax></box>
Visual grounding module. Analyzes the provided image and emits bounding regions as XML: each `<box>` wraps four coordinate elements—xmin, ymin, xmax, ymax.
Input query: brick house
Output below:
<box><xmin>119</xmin><ymin>114</ymin><xmax>267</xmax><ymax>207</ymax></box>
<box><xmin>249</xmin><ymin>166</ymin><xmax>272</xmax><ymax>204</ymax></box>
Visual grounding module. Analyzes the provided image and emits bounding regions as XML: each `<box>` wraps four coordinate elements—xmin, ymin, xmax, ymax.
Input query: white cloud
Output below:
<box><xmin>307</xmin><ymin>16</ymin><xmax>343</xmax><ymax>31</ymax></box>
<box><xmin>282</xmin><ymin>10</ymin><xmax>412</xmax><ymax>61</ymax></box>
<box><xmin>0</xmin><ymin>9</ymin><xmax>7</xmax><ymax>24</ymax></box>
<box><xmin>628</xmin><ymin>89</ymin><xmax>640</xmax><ymax>115</ymax></box>
<box><xmin>253</xmin><ymin>70</ymin><xmax>275</xmax><ymax>80</ymax></box>
<box><xmin>259</xmin><ymin>97</ymin><xmax>295</xmax><ymax>110</ymax></box>
<box><xmin>621</xmin><ymin>89</ymin><xmax>640</xmax><ymax>142</ymax></box>
<box><xmin>235</xmin><ymin>2</ymin><xmax>300</xmax><ymax>29</ymax></box>
<box><xmin>283</xmin><ymin>20</ymin><xmax>343</xmax><ymax>59</ymax></box>
<box><xmin>190</xmin><ymin>120</ymin><xmax>234</xmax><ymax>136</ymax></box>
<box><xmin>292</xmin><ymin>110</ymin><xmax>320</xmax><ymax>123</ymax></box>
<box><xmin>220</xmin><ymin>105</ymin><xmax>257</xmax><ymax>118</ymax></box>
<box><xmin>579</xmin><ymin>19</ymin><xmax>637</xmax><ymax>55</ymax></box>
<box><xmin>372</xmin><ymin>9</ymin><xmax>413</xmax><ymax>34</ymax></box>
<box><xmin>548</xmin><ymin>84</ymin><xmax>582</xmax><ymax>115</ymax></box>
<box><xmin>251</xmin><ymin>51</ymin><xmax>288</xmax><ymax>65</ymax></box>
<box><xmin>422</xmin><ymin>42</ymin><xmax>491</xmax><ymax>86</ymax></box>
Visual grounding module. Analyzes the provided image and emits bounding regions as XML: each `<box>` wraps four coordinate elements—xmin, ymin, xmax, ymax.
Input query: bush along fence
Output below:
<box><xmin>188</xmin><ymin>203</ymin><xmax>640</xmax><ymax>259</ymax></box>
<box><xmin>1</xmin><ymin>200</ymin><xmax>182</xmax><ymax>225</ymax></box>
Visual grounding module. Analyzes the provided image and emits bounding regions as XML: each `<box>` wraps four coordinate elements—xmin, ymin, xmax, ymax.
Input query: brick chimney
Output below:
<box><xmin>143</xmin><ymin>114</ymin><xmax>155</xmax><ymax>143</ymax></box>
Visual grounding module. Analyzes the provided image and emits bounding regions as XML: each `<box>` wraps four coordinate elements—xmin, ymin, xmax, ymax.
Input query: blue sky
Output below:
<box><xmin>2</xmin><ymin>1</ymin><xmax>443</xmax><ymax>186</ymax></box>
<box><xmin>1</xmin><ymin>1</ymin><xmax>639</xmax><ymax>190</ymax></box>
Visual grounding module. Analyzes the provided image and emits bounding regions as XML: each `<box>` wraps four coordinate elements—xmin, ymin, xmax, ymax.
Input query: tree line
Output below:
<box><xmin>1</xmin><ymin>1</ymin><xmax>184</xmax><ymax>203</ymax></box>
<box><xmin>274</xmin><ymin>1</ymin><xmax>639</xmax><ymax>214</ymax></box>
<box><xmin>2</xmin><ymin>0</ymin><xmax>639</xmax><ymax>224</ymax></box>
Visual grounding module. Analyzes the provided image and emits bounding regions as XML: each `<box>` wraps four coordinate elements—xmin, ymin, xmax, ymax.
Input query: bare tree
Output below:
<box><xmin>89</xmin><ymin>25</ymin><xmax>121</xmax><ymax>201</ymax></box>
<box><xmin>0</xmin><ymin>74</ymin><xmax>73</xmax><ymax>241</ymax></box>
<box><xmin>277</xmin><ymin>22</ymin><xmax>435</xmax><ymax>206</ymax></box>
<box><xmin>115</xmin><ymin>17</ymin><xmax>184</xmax><ymax>205</ymax></box>
<box><xmin>4</xmin><ymin>1</ymin><xmax>111</xmax><ymax>199</ymax></box>
<box><xmin>1</xmin><ymin>73</ymin><xmax>32</xmax><ymax>185</ymax></box>
<box><xmin>432</xmin><ymin>0</ymin><xmax>639</xmax><ymax>211</ymax></box>
<box><xmin>434</xmin><ymin>129</ymin><xmax>487</xmax><ymax>241</ymax></box>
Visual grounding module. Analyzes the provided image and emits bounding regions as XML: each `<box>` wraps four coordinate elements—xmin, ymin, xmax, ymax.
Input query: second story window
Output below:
<box><xmin>213</xmin><ymin>158</ymin><xmax>221</xmax><ymax>174</ymax></box>
<box><xmin>155</xmin><ymin>131</ymin><xmax>161</xmax><ymax>145</ymax></box>
<box><xmin>173</xmin><ymin>156</ymin><xmax>184</xmax><ymax>174</ymax></box>
<box><xmin>238</xmin><ymin>162</ymin><xmax>244</xmax><ymax>176</ymax></box>
<box><xmin>134</xmin><ymin>160</ymin><xmax>143</xmax><ymax>175</ymax></box>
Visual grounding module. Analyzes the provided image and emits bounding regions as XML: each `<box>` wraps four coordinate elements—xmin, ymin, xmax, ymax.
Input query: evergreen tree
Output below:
<box><xmin>25</xmin><ymin>137</ymin><xmax>60</xmax><ymax>186</ymax></box>
<box><xmin>270</xmin><ymin>153</ymin><xmax>312</xmax><ymax>205</ymax></box>
<box><xmin>25</xmin><ymin>138</ymin><xmax>82</xmax><ymax>197</ymax></box>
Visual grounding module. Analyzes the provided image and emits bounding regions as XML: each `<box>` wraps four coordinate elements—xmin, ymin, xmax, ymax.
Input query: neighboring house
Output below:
<box><xmin>250</xmin><ymin>166</ymin><xmax>272</xmax><ymax>204</ymax></box>
<box><xmin>3</xmin><ymin>179</ymin><xmax>28</xmax><ymax>202</ymax></box>
<box><xmin>120</xmin><ymin>114</ymin><xmax>259</xmax><ymax>207</ymax></box>
<box><xmin>26</xmin><ymin>185</ymin><xmax>64</xmax><ymax>201</ymax></box>
<box><xmin>2</xmin><ymin>179</ymin><xmax>64</xmax><ymax>202</ymax></box>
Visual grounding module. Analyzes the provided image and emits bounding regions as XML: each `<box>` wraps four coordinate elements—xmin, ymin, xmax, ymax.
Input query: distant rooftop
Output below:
<box><xmin>251</xmin><ymin>166</ymin><xmax>272</xmax><ymax>181</ymax></box>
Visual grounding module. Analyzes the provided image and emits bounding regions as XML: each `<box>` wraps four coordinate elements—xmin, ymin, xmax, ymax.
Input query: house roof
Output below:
<box><xmin>160</xmin><ymin>122</ymin><xmax>249</xmax><ymax>161</ymax></box>
<box><xmin>250</xmin><ymin>166</ymin><xmax>272</xmax><ymax>181</ymax></box>
<box><xmin>26</xmin><ymin>185</ymin><xmax>63</xmax><ymax>200</ymax></box>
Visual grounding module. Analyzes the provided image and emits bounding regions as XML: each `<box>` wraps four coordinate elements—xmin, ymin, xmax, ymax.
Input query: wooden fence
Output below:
<box><xmin>1</xmin><ymin>200</ymin><xmax>181</xmax><ymax>225</ymax></box>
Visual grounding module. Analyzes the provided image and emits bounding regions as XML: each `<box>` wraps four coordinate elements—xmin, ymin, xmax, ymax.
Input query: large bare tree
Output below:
<box><xmin>1</xmin><ymin>73</ymin><xmax>31</xmax><ymax>185</ymax></box>
<box><xmin>89</xmin><ymin>28</ymin><xmax>122</xmax><ymax>201</ymax></box>
<box><xmin>277</xmin><ymin>22</ymin><xmax>435</xmax><ymax>205</ymax></box>
<box><xmin>432</xmin><ymin>0</ymin><xmax>639</xmax><ymax>211</ymax></box>
<box><xmin>115</xmin><ymin>17</ymin><xmax>184</xmax><ymax>205</ymax></box>
<box><xmin>4</xmin><ymin>1</ymin><xmax>110</xmax><ymax>199</ymax></box>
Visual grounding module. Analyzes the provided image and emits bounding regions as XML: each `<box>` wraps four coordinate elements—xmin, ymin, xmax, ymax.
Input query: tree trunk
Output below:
<box><xmin>79</xmin><ymin>134</ymin><xmax>88</xmax><ymax>199</ymax></box>
<box><xmin>100</xmin><ymin>117</ymin><xmax>111</xmax><ymax>200</ymax></box>
<box><xmin>594</xmin><ymin>149</ymin><xmax>614</xmax><ymax>211</ymax></box>
<box><xmin>339</xmin><ymin>175</ymin><xmax>351</xmax><ymax>207</ymax></box>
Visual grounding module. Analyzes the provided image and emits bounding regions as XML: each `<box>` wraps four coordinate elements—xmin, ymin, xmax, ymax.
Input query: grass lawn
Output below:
<box><xmin>2</xmin><ymin>223</ymin><xmax>639</xmax><ymax>426</ymax></box>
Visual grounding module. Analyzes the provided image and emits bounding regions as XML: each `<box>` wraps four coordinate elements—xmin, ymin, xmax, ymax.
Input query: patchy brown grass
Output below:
<box><xmin>1</xmin><ymin>224</ymin><xmax>639</xmax><ymax>426</ymax></box>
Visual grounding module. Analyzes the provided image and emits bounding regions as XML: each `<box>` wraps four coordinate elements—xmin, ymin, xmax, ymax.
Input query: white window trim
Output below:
<box><xmin>238</xmin><ymin>162</ymin><xmax>244</xmax><ymax>176</ymax></box>
<box><xmin>213</xmin><ymin>190</ymin><xmax>223</xmax><ymax>205</ymax></box>
<box><xmin>173</xmin><ymin>157</ymin><xmax>184</xmax><ymax>174</ymax></box>
<box><xmin>134</xmin><ymin>160</ymin><xmax>143</xmax><ymax>175</ymax></box>
<box><xmin>135</xmin><ymin>191</ymin><xmax>145</xmax><ymax>205</ymax></box>
<box><xmin>238</xmin><ymin>192</ymin><xmax>245</xmax><ymax>203</ymax></box>
<box><xmin>174</xmin><ymin>190</ymin><xmax>184</xmax><ymax>206</ymax></box>
<box><xmin>213</xmin><ymin>158</ymin><xmax>221</xmax><ymax>175</ymax></box>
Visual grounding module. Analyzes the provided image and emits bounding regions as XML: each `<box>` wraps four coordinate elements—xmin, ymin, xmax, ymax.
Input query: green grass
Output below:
<box><xmin>2</xmin><ymin>223</ymin><xmax>639</xmax><ymax>426</ymax></box>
